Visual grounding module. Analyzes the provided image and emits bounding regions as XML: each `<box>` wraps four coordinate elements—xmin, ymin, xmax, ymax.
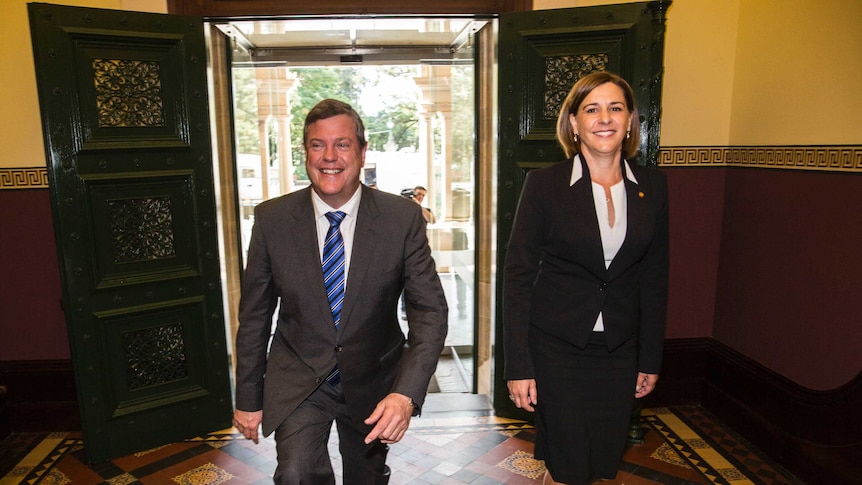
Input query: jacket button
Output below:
<box><xmin>335</xmin><ymin>345</ymin><xmax>343</xmax><ymax>352</ymax></box>
<box><xmin>599</xmin><ymin>283</ymin><xmax>608</xmax><ymax>291</ymax></box>
<box><xmin>316</xmin><ymin>377</ymin><xmax>323</xmax><ymax>384</ymax></box>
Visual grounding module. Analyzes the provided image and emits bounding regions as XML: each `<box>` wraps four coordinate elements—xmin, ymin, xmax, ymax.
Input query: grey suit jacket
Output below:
<box><xmin>235</xmin><ymin>184</ymin><xmax>448</xmax><ymax>436</ymax></box>
<box><xmin>503</xmin><ymin>157</ymin><xmax>669</xmax><ymax>379</ymax></box>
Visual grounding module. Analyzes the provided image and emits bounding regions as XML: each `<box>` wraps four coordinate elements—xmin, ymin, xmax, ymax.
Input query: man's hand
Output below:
<box><xmin>507</xmin><ymin>379</ymin><xmax>538</xmax><ymax>412</ymax></box>
<box><xmin>233</xmin><ymin>409</ymin><xmax>263</xmax><ymax>444</ymax></box>
<box><xmin>421</xmin><ymin>207</ymin><xmax>436</xmax><ymax>224</ymax></box>
<box><xmin>635</xmin><ymin>373</ymin><xmax>659</xmax><ymax>399</ymax></box>
<box><xmin>363</xmin><ymin>393</ymin><xmax>414</xmax><ymax>444</ymax></box>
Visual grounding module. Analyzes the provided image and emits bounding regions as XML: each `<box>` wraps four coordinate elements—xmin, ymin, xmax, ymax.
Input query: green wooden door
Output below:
<box><xmin>28</xmin><ymin>3</ymin><xmax>232</xmax><ymax>462</ymax></box>
<box><xmin>494</xmin><ymin>1</ymin><xmax>671</xmax><ymax>419</ymax></box>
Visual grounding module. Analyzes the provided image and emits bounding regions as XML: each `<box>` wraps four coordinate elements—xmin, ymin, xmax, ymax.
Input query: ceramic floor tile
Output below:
<box><xmin>0</xmin><ymin>405</ymin><xmax>803</xmax><ymax>485</ymax></box>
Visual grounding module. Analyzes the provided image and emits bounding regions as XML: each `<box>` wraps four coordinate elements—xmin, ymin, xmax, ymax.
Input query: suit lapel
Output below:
<box><xmin>607</xmin><ymin>169</ymin><xmax>648</xmax><ymax>277</ymax></box>
<box><xmin>339</xmin><ymin>185</ymin><xmax>380</xmax><ymax>334</ymax></box>
<box><xmin>569</xmin><ymin>158</ymin><xmax>608</xmax><ymax>277</ymax></box>
<box><xmin>289</xmin><ymin>189</ymin><xmax>334</xmax><ymax>324</ymax></box>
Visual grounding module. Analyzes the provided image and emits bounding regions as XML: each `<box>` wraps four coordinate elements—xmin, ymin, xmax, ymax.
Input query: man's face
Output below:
<box><xmin>305</xmin><ymin>114</ymin><xmax>366</xmax><ymax>208</ymax></box>
<box><xmin>413</xmin><ymin>189</ymin><xmax>426</xmax><ymax>203</ymax></box>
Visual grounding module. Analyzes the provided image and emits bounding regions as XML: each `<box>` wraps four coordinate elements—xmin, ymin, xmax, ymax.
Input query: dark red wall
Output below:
<box><xmin>663</xmin><ymin>168</ymin><xmax>726</xmax><ymax>339</ymax></box>
<box><xmin>2</xmin><ymin>167</ymin><xmax>859</xmax><ymax>391</ymax></box>
<box><xmin>713</xmin><ymin>168</ymin><xmax>862</xmax><ymax>390</ymax></box>
<box><xmin>0</xmin><ymin>189</ymin><xmax>69</xmax><ymax>361</ymax></box>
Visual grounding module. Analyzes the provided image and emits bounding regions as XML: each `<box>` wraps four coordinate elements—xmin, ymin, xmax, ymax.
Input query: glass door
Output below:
<box><xmin>222</xmin><ymin>17</ymin><xmax>486</xmax><ymax>394</ymax></box>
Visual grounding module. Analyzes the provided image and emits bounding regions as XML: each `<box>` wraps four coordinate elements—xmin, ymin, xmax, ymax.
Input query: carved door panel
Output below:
<box><xmin>28</xmin><ymin>3</ymin><xmax>232</xmax><ymax>461</ymax></box>
<box><xmin>494</xmin><ymin>1</ymin><xmax>671</xmax><ymax>418</ymax></box>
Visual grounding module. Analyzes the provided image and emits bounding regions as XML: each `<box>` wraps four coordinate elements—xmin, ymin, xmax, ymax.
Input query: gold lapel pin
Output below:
<box><xmin>638</xmin><ymin>191</ymin><xmax>645</xmax><ymax>198</ymax></box>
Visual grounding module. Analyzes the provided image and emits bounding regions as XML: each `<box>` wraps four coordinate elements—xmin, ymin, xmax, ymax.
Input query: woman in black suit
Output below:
<box><xmin>504</xmin><ymin>71</ymin><xmax>669</xmax><ymax>485</ymax></box>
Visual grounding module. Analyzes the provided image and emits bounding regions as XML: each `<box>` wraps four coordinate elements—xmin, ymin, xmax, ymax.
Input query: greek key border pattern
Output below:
<box><xmin>0</xmin><ymin>168</ymin><xmax>49</xmax><ymax>189</ymax></box>
<box><xmin>659</xmin><ymin>146</ymin><xmax>862</xmax><ymax>172</ymax></box>
<box><xmin>3</xmin><ymin>147</ymin><xmax>860</xmax><ymax>190</ymax></box>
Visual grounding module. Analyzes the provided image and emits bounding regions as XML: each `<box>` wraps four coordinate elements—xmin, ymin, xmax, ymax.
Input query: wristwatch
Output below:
<box><xmin>408</xmin><ymin>396</ymin><xmax>420</xmax><ymax>417</ymax></box>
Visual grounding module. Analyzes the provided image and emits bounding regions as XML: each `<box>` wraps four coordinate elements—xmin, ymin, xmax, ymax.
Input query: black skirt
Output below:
<box><xmin>529</xmin><ymin>326</ymin><xmax>637</xmax><ymax>484</ymax></box>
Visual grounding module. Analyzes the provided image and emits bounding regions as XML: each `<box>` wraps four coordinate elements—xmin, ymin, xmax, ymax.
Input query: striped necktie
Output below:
<box><xmin>322</xmin><ymin>211</ymin><xmax>346</xmax><ymax>385</ymax></box>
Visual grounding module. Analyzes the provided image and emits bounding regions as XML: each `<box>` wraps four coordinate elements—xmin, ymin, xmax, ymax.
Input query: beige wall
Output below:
<box><xmin>659</xmin><ymin>1</ymin><xmax>740</xmax><ymax>146</ymax></box>
<box><xmin>731</xmin><ymin>0</ymin><xmax>862</xmax><ymax>145</ymax></box>
<box><xmin>1</xmin><ymin>1</ymin><xmax>165</xmax><ymax>169</ymax></box>
<box><xmin>4</xmin><ymin>0</ymin><xmax>861</xmax><ymax>169</ymax></box>
<box><xmin>537</xmin><ymin>1</ymin><xmax>740</xmax><ymax>146</ymax></box>
<box><xmin>536</xmin><ymin>0</ymin><xmax>862</xmax><ymax>146</ymax></box>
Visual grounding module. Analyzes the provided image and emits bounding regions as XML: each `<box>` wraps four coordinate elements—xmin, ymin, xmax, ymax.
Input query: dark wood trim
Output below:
<box><xmin>704</xmin><ymin>340</ymin><xmax>862</xmax><ymax>485</ymax></box>
<box><xmin>167</xmin><ymin>0</ymin><xmax>532</xmax><ymax>18</ymax></box>
<box><xmin>614</xmin><ymin>337</ymin><xmax>862</xmax><ymax>484</ymax></box>
<box><xmin>0</xmin><ymin>360</ymin><xmax>79</xmax><ymax>433</ymax></box>
<box><xmin>0</xmin><ymin>385</ymin><xmax>9</xmax><ymax>441</ymax></box>
<box><xmin>643</xmin><ymin>337</ymin><xmax>709</xmax><ymax>408</ymax></box>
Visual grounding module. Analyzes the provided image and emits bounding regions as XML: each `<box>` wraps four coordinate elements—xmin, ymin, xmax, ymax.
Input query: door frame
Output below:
<box><xmin>167</xmin><ymin>0</ymin><xmax>532</xmax><ymax>16</ymax></box>
<box><xmin>206</xmin><ymin>16</ymin><xmax>499</xmax><ymax>398</ymax></box>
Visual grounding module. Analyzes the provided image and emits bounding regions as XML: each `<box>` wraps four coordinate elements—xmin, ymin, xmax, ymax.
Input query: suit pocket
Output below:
<box><xmin>268</xmin><ymin>336</ymin><xmax>299</xmax><ymax>371</ymax></box>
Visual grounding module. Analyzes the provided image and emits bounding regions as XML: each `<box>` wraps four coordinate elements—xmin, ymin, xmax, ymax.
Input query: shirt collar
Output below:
<box><xmin>569</xmin><ymin>154</ymin><xmax>639</xmax><ymax>186</ymax></box>
<box><xmin>311</xmin><ymin>184</ymin><xmax>362</xmax><ymax>220</ymax></box>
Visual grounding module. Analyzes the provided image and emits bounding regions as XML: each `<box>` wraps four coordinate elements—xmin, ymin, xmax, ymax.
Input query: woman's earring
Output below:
<box><xmin>625</xmin><ymin>131</ymin><xmax>631</xmax><ymax>140</ymax></box>
<box><xmin>573</xmin><ymin>133</ymin><xmax>579</xmax><ymax>142</ymax></box>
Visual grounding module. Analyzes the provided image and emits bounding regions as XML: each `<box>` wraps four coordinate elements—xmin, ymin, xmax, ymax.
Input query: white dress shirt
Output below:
<box><xmin>311</xmin><ymin>187</ymin><xmax>362</xmax><ymax>291</ymax></box>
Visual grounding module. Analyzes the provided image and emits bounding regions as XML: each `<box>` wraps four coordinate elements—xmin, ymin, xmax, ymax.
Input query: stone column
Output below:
<box><xmin>413</xmin><ymin>65</ymin><xmax>452</xmax><ymax>221</ymax></box>
<box><xmin>256</xmin><ymin>67</ymin><xmax>297</xmax><ymax>198</ymax></box>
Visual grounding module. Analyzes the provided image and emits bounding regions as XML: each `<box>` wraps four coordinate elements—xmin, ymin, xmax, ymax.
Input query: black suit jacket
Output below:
<box><xmin>503</xmin><ymin>157</ymin><xmax>669</xmax><ymax>379</ymax></box>
<box><xmin>235</xmin><ymin>184</ymin><xmax>448</xmax><ymax>436</ymax></box>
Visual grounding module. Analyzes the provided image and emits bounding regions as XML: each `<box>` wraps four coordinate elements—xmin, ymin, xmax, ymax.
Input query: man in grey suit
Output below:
<box><xmin>232</xmin><ymin>99</ymin><xmax>448</xmax><ymax>484</ymax></box>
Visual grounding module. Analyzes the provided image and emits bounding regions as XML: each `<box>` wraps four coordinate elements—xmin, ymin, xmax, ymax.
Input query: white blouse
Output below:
<box><xmin>569</xmin><ymin>155</ymin><xmax>637</xmax><ymax>332</ymax></box>
<box><xmin>591</xmin><ymin>180</ymin><xmax>627</xmax><ymax>331</ymax></box>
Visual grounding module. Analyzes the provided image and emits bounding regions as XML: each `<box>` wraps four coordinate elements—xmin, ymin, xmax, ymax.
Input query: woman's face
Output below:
<box><xmin>568</xmin><ymin>82</ymin><xmax>633</xmax><ymax>162</ymax></box>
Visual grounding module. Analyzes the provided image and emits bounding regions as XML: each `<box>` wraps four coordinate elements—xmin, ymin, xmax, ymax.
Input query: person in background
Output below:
<box><xmin>504</xmin><ymin>71</ymin><xmax>669</xmax><ymax>485</ymax></box>
<box><xmin>400</xmin><ymin>185</ymin><xmax>435</xmax><ymax>318</ymax></box>
<box><xmin>232</xmin><ymin>98</ymin><xmax>448</xmax><ymax>484</ymax></box>
<box><xmin>412</xmin><ymin>185</ymin><xmax>436</xmax><ymax>224</ymax></box>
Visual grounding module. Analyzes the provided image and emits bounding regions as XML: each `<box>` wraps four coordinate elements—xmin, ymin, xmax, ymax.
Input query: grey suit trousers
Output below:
<box><xmin>273</xmin><ymin>381</ymin><xmax>390</xmax><ymax>485</ymax></box>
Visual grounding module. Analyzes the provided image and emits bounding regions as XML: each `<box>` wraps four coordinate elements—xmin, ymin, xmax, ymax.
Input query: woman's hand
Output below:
<box><xmin>507</xmin><ymin>379</ymin><xmax>538</xmax><ymax>412</ymax></box>
<box><xmin>635</xmin><ymin>373</ymin><xmax>659</xmax><ymax>398</ymax></box>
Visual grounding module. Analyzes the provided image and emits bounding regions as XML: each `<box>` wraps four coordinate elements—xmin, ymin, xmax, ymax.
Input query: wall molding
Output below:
<box><xmin>659</xmin><ymin>145</ymin><xmax>862</xmax><ymax>172</ymax></box>
<box><xmin>0</xmin><ymin>360</ymin><xmax>79</xmax><ymax>435</ymax></box>
<box><xmin>6</xmin><ymin>145</ymin><xmax>859</xmax><ymax>191</ymax></box>
<box><xmin>0</xmin><ymin>168</ymin><xmax>49</xmax><ymax>190</ymax></box>
<box><xmin>651</xmin><ymin>338</ymin><xmax>860</xmax><ymax>485</ymax></box>
<box><xmin>703</xmin><ymin>339</ymin><xmax>861</xmax><ymax>485</ymax></box>
<box><xmin>0</xmin><ymin>384</ymin><xmax>8</xmax><ymax>440</ymax></box>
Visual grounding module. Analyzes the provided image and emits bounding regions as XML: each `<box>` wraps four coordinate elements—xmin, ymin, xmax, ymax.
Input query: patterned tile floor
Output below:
<box><xmin>0</xmin><ymin>398</ymin><xmax>803</xmax><ymax>485</ymax></box>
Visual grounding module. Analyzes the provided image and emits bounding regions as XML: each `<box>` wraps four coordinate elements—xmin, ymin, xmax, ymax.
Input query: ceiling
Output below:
<box><xmin>216</xmin><ymin>17</ymin><xmax>489</xmax><ymax>65</ymax></box>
